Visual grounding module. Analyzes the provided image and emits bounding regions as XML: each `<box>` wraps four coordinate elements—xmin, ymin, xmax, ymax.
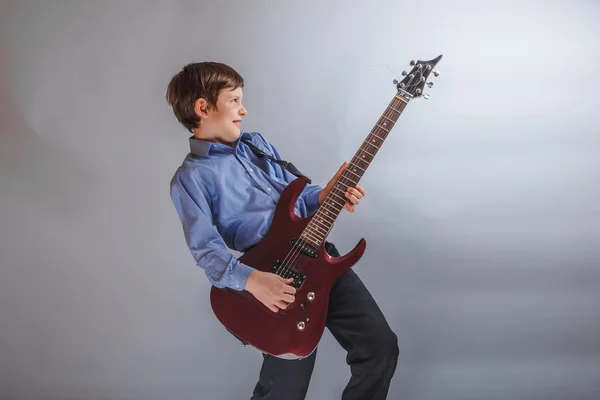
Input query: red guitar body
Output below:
<box><xmin>209</xmin><ymin>176</ymin><xmax>366</xmax><ymax>359</ymax></box>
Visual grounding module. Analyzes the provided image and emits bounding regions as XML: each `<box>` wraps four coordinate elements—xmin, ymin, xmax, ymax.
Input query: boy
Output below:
<box><xmin>167</xmin><ymin>62</ymin><xmax>399</xmax><ymax>399</ymax></box>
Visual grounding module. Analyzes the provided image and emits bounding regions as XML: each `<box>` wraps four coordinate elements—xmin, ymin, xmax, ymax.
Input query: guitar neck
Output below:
<box><xmin>300</xmin><ymin>94</ymin><xmax>409</xmax><ymax>247</ymax></box>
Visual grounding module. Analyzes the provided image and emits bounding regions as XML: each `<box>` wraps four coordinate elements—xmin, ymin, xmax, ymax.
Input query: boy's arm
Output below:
<box><xmin>170</xmin><ymin>171</ymin><xmax>255</xmax><ymax>291</ymax></box>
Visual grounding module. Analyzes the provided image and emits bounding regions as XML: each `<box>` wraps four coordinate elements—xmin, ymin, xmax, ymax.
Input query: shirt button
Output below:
<box><xmin>267</xmin><ymin>188</ymin><xmax>271</xmax><ymax>192</ymax></box>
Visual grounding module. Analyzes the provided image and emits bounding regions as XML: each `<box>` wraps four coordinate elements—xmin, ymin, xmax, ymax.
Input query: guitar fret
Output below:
<box><xmin>310</xmin><ymin>226</ymin><xmax>328</xmax><ymax>239</ymax></box>
<box><xmin>365</xmin><ymin>140</ymin><xmax>380</xmax><ymax>151</ymax></box>
<box><xmin>359</xmin><ymin>147</ymin><xmax>376</xmax><ymax>158</ymax></box>
<box><xmin>328</xmin><ymin>197</ymin><xmax>347</xmax><ymax>208</ymax></box>
<box><xmin>375</xmin><ymin>124</ymin><xmax>389</xmax><ymax>133</ymax></box>
<box><xmin>369</xmin><ymin>131</ymin><xmax>384</xmax><ymax>139</ymax></box>
<box><xmin>368</xmin><ymin>132</ymin><xmax>383</xmax><ymax>143</ymax></box>
<box><xmin>324</xmin><ymin>202</ymin><xmax>342</xmax><ymax>215</ymax></box>
<box><xmin>352</xmin><ymin>160</ymin><xmax>369</xmax><ymax>172</ymax></box>
<box><xmin>298</xmin><ymin>235</ymin><xmax>315</xmax><ymax>247</ymax></box>
<box><xmin>370</xmin><ymin>134</ymin><xmax>385</xmax><ymax>144</ymax></box>
<box><xmin>331</xmin><ymin>190</ymin><xmax>348</xmax><ymax>203</ymax></box>
<box><xmin>345</xmin><ymin>168</ymin><xmax>362</xmax><ymax>180</ymax></box>
<box><xmin>381</xmin><ymin>115</ymin><xmax>395</xmax><ymax>123</ymax></box>
<box><xmin>303</xmin><ymin>230</ymin><xmax>321</xmax><ymax>244</ymax></box>
<box><xmin>316</xmin><ymin>210</ymin><xmax>335</xmax><ymax>224</ymax></box>
<box><xmin>299</xmin><ymin>234</ymin><xmax>319</xmax><ymax>248</ymax></box>
<box><xmin>354</xmin><ymin>161</ymin><xmax>369</xmax><ymax>171</ymax></box>
<box><xmin>348</xmin><ymin>162</ymin><xmax>365</xmax><ymax>173</ymax></box>
<box><xmin>320</xmin><ymin>201</ymin><xmax>337</xmax><ymax>213</ymax></box>
<box><xmin>388</xmin><ymin>105</ymin><xmax>401</xmax><ymax>114</ymax></box>
<box><xmin>309</xmin><ymin>219</ymin><xmax>330</xmax><ymax>235</ymax></box>
<box><xmin>321</xmin><ymin>201</ymin><xmax>337</xmax><ymax>213</ymax></box>
<box><xmin>302</xmin><ymin>229</ymin><xmax>320</xmax><ymax>242</ymax></box>
<box><xmin>312</xmin><ymin>230</ymin><xmax>326</xmax><ymax>242</ymax></box>
<box><xmin>340</xmin><ymin>177</ymin><xmax>358</xmax><ymax>190</ymax></box>
<box><xmin>338</xmin><ymin>175</ymin><xmax>357</xmax><ymax>185</ymax></box>
<box><xmin>383</xmin><ymin>113</ymin><xmax>397</xmax><ymax>122</ymax></box>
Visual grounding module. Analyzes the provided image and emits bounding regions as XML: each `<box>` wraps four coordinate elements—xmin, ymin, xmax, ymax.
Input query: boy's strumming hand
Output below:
<box><xmin>244</xmin><ymin>270</ymin><xmax>297</xmax><ymax>313</ymax></box>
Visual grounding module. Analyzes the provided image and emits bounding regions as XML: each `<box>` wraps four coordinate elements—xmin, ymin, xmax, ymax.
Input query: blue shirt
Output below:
<box><xmin>170</xmin><ymin>132</ymin><xmax>323</xmax><ymax>291</ymax></box>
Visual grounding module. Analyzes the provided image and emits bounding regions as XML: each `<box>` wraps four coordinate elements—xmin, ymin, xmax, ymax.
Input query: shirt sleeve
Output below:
<box><xmin>254</xmin><ymin>132</ymin><xmax>323</xmax><ymax>217</ymax></box>
<box><xmin>170</xmin><ymin>171</ymin><xmax>255</xmax><ymax>290</ymax></box>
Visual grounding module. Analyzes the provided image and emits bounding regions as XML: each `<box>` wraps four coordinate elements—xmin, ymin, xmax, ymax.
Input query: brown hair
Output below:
<box><xmin>166</xmin><ymin>62</ymin><xmax>244</xmax><ymax>132</ymax></box>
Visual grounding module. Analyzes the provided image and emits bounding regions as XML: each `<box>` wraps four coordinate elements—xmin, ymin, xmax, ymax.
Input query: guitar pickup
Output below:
<box><xmin>290</xmin><ymin>238</ymin><xmax>319</xmax><ymax>258</ymax></box>
<box><xmin>271</xmin><ymin>261</ymin><xmax>306</xmax><ymax>290</ymax></box>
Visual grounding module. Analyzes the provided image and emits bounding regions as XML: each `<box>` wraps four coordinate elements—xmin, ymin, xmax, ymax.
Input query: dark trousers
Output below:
<box><xmin>250</xmin><ymin>242</ymin><xmax>399</xmax><ymax>400</ymax></box>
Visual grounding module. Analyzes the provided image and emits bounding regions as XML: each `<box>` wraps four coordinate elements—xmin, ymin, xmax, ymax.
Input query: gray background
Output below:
<box><xmin>1</xmin><ymin>0</ymin><xmax>599</xmax><ymax>399</ymax></box>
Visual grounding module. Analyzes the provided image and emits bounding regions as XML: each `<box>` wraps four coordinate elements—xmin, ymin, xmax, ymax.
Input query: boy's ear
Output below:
<box><xmin>194</xmin><ymin>98</ymin><xmax>210</xmax><ymax>119</ymax></box>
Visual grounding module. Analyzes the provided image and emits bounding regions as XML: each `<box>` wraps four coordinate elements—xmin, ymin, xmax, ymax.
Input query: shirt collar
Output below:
<box><xmin>188</xmin><ymin>132</ymin><xmax>252</xmax><ymax>158</ymax></box>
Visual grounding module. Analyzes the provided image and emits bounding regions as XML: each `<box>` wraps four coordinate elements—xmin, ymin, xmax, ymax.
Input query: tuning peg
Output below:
<box><xmin>393</xmin><ymin>79</ymin><xmax>399</xmax><ymax>85</ymax></box>
<box><xmin>432</xmin><ymin>70</ymin><xmax>440</xmax><ymax>77</ymax></box>
<box><xmin>401</xmin><ymin>70</ymin><xmax>408</xmax><ymax>76</ymax></box>
<box><xmin>423</xmin><ymin>94</ymin><xmax>430</xmax><ymax>99</ymax></box>
<box><xmin>426</xmin><ymin>82</ymin><xmax>434</xmax><ymax>88</ymax></box>
<box><xmin>409</xmin><ymin>60</ymin><xmax>416</xmax><ymax>66</ymax></box>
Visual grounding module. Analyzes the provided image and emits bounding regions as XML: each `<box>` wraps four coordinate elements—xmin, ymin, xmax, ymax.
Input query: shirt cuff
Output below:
<box><xmin>235</xmin><ymin>262</ymin><xmax>256</xmax><ymax>291</ymax></box>
<box><xmin>304</xmin><ymin>187</ymin><xmax>322</xmax><ymax>215</ymax></box>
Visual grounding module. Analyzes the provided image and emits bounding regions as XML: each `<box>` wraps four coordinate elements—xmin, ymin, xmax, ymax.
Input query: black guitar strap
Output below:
<box><xmin>241</xmin><ymin>137</ymin><xmax>312</xmax><ymax>184</ymax></box>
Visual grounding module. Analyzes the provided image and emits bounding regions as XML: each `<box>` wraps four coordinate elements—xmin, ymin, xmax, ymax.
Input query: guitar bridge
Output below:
<box><xmin>271</xmin><ymin>261</ymin><xmax>306</xmax><ymax>290</ymax></box>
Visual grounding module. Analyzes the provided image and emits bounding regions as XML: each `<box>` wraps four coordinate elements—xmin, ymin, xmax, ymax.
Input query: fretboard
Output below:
<box><xmin>300</xmin><ymin>95</ymin><xmax>408</xmax><ymax>247</ymax></box>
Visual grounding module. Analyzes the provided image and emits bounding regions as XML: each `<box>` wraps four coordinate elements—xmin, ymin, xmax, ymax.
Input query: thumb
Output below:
<box><xmin>278</xmin><ymin>276</ymin><xmax>293</xmax><ymax>282</ymax></box>
<box><xmin>335</xmin><ymin>161</ymin><xmax>349</xmax><ymax>179</ymax></box>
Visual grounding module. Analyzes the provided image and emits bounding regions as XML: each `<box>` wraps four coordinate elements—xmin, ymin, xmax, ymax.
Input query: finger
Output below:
<box><xmin>283</xmin><ymin>284</ymin><xmax>297</xmax><ymax>295</ymax></box>
<box><xmin>345</xmin><ymin>192</ymin><xmax>360</xmax><ymax>205</ymax></box>
<box><xmin>348</xmin><ymin>187</ymin><xmax>364</xmax><ymax>199</ymax></box>
<box><xmin>344</xmin><ymin>203</ymin><xmax>355</xmax><ymax>212</ymax></box>
<box><xmin>335</xmin><ymin>161</ymin><xmax>349</xmax><ymax>178</ymax></box>
<box><xmin>269</xmin><ymin>304</ymin><xmax>279</xmax><ymax>312</ymax></box>
<box><xmin>355</xmin><ymin>185</ymin><xmax>366</xmax><ymax>196</ymax></box>
<box><xmin>283</xmin><ymin>293</ymin><xmax>295</xmax><ymax>303</ymax></box>
<box><xmin>345</xmin><ymin>188</ymin><xmax>358</xmax><ymax>199</ymax></box>
<box><xmin>276</xmin><ymin>300</ymin><xmax>289</xmax><ymax>310</ymax></box>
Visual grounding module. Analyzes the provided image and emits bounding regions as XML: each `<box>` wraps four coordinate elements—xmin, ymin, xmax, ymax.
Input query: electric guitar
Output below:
<box><xmin>210</xmin><ymin>55</ymin><xmax>443</xmax><ymax>359</ymax></box>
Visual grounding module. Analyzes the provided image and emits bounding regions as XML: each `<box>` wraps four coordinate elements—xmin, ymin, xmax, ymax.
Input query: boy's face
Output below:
<box><xmin>196</xmin><ymin>86</ymin><xmax>247</xmax><ymax>145</ymax></box>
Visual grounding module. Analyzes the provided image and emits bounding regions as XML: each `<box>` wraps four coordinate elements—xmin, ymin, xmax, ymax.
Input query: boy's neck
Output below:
<box><xmin>193</xmin><ymin>129</ymin><xmax>235</xmax><ymax>147</ymax></box>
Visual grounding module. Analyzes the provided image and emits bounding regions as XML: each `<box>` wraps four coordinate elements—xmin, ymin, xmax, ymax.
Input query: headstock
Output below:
<box><xmin>393</xmin><ymin>54</ymin><xmax>442</xmax><ymax>101</ymax></box>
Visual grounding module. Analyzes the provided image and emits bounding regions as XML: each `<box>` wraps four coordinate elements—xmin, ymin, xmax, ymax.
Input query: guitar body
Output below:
<box><xmin>210</xmin><ymin>176</ymin><xmax>366</xmax><ymax>359</ymax></box>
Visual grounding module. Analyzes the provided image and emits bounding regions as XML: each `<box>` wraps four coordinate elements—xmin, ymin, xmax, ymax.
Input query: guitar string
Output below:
<box><xmin>274</xmin><ymin>73</ymin><xmax>419</xmax><ymax>283</ymax></box>
<box><xmin>273</xmin><ymin>70</ymin><xmax>423</xmax><ymax>293</ymax></box>
<box><xmin>278</xmin><ymin>76</ymin><xmax>418</xmax><ymax>277</ymax></box>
